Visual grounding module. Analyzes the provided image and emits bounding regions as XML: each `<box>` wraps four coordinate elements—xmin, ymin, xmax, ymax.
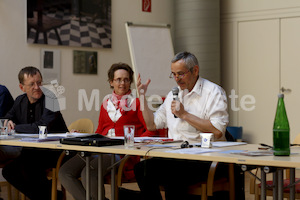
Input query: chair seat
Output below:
<box><xmin>258</xmin><ymin>178</ymin><xmax>300</xmax><ymax>192</ymax></box>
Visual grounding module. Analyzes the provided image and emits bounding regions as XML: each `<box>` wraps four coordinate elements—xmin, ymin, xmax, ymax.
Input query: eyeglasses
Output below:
<box><xmin>23</xmin><ymin>81</ymin><xmax>42</xmax><ymax>88</ymax></box>
<box><xmin>169</xmin><ymin>70</ymin><xmax>191</xmax><ymax>79</ymax></box>
<box><xmin>113</xmin><ymin>78</ymin><xmax>130</xmax><ymax>84</ymax></box>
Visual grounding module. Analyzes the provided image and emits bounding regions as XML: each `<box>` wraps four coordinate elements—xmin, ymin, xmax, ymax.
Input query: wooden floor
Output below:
<box><xmin>0</xmin><ymin>170</ymin><xmax>297</xmax><ymax>200</ymax></box>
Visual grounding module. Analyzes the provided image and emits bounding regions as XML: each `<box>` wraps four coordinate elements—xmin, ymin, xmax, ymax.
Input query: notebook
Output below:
<box><xmin>60</xmin><ymin>134</ymin><xmax>124</xmax><ymax>147</ymax></box>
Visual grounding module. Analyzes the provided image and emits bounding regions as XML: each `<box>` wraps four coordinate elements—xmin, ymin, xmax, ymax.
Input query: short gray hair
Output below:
<box><xmin>171</xmin><ymin>51</ymin><xmax>199</xmax><ymax>73</ymax></box>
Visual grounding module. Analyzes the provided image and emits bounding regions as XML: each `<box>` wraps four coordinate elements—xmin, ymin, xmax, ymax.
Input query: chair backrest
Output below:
<box><xmin>226</xmin><ymin>126</ymin><xmax>243</xmax><ymax>141</ymax></box>
<box><xmin>293</xmin><ymin>134</ymin><xmax>300</xmax><ymax>144</ymax></box>
<box><xmin>225</xmin><ymin>129</ymin><xmax>235</xmax><ymax>142</ymax></box>
<box><xmin>68</xmin><ymin>118</ymin><xmax>94</xmax><ymax>133</ymax></box>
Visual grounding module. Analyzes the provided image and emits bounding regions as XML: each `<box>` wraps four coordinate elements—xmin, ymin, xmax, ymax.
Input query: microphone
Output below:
<box><xmin>172</xmin><ymin>87</ymin><xmax>179</xmax><ymax>118</ymax></box>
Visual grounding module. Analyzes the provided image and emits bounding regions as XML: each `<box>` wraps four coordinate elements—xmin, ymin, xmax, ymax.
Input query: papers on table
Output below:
<box><xmin>20</xmin><ymin>136</ymin><xmax>64</xmax><ymax>142</ymax></box>
<box><xmin>212</xmin><ymin>141</ymin><xmax>247</xmax><ymax>147</ymax></box>
<box><xmin>16</xmin><ymin>132</ymin><xmax>91</xmax><ymax>143</ymax></box>
<box><xmin>145</xmin><ymin>144</ymin><xmax>176</xmax><ymax>148</ymax></box>
<box><xmin>165</xmin><ymin>141</ymin><xmax>247</xmax><ymax>154</ymax></box>
<box><xmin>134</xmin><ymin>137</ymin><xmax>182</xmax><ymax>144</ymax></box>
<box><xmin>110</xmin><ymin>136</ymin><xmax>181</xmax><ymax>144</ymax></box>
<box><xmin>230</xmin><ymin>150</ymin><xmax>274</xmax><ymax>156</ymax></box>
<box><xmin>166</xmin><ymin>148</ymin><xmax>221</xmax><ymax>154</ymax></box>
<box><xmin>0</xmin><ymin>135</ymin><xmax>16</xmax><ymax>140</ymax></box>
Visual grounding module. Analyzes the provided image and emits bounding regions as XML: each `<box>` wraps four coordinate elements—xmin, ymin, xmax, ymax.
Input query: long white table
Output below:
<box><xmin>0</xmin><ymin>136</ymin><xmax>299</xmax><ymax>200</ymax></box>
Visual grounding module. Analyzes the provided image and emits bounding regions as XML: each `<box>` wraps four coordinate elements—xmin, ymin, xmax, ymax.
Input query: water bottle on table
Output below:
<box><xmin>273</xmin><ymin>93</ymin><xmax>290</xmax><ymax>156</ymax></box>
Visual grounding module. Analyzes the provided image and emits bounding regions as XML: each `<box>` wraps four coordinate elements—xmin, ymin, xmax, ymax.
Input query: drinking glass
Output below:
<box><xmin>123</xmin><ymin>125</ymin><xmax>135</xmax><ymax>148</ymax></box>
<box><xmin>0</xmin><ymin>119</ymin><xmax>8</xmax><ymax>136</ymax></box>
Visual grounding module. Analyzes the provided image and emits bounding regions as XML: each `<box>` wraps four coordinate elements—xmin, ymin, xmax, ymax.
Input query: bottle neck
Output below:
<box><xmin>273</xmin><ymin>96</ymin><xmax>289</xmax><ymax>130</ymax></box>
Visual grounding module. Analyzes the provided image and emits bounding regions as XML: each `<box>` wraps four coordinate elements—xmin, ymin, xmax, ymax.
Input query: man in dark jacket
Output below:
<box><xmin>2</xmin><ymin>66</ymin><xmax>68</xmax><ymax>200</ymax></box>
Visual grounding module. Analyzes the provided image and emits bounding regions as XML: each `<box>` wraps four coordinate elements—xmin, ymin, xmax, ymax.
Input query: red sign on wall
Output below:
<box><xmin>142</xmin><ymin>0</ymin><xmax>151</xmax><ymax>12</ymax></box>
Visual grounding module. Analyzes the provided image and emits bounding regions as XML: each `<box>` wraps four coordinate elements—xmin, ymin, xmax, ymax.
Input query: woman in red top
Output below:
<box><xmin>59</xmin><ymin>63</ymin><xmax>156</xmax><ymax>200</ymax></box>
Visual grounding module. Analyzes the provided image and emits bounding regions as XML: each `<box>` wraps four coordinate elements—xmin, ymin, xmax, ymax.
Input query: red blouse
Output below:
<box><xmin>95</xmin><ymin>98</ymin><xmax>156</xmax><ymax>137</ymax></box>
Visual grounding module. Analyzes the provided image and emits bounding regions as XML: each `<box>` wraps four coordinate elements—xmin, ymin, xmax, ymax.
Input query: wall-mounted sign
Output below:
<box><xmin>142</xmin><ymin>0</ymin><xmax>151</xmax><ymax>12</ymax></box>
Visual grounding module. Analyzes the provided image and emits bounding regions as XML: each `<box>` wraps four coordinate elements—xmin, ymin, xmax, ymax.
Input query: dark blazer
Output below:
<box><xmin>0</xmin><ymin>85</ymin><xmax>14</xmax><ymax>118</ymax></box>
<box><xmin>4</xmin><ymin>93</ymin><xmax>68</xmax><ymax>133</ymax></box>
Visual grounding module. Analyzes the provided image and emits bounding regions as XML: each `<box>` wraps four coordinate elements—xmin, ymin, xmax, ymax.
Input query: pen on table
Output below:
<box><xmin>260</xmin><ymin>143</ymin><xmax>300</xmax><ymax>148</ymax></box>
<box><xmin>259</xmin><ymin>143</ymin><xmax>273</xmax><ymax>149</ymax></box>
<box><xmin>290</xmin><ymin>143</ymin><xmax>300</xmax><ymax>146</ymax></box>
<box><xmin>161</xmin><ymin>140</ymin><xmax>183</xmax><ymax>144</ymax></box>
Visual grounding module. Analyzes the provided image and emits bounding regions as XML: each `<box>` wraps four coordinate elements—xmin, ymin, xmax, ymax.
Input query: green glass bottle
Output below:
<box><xmin>273</xmin><ymin>93</ymin><xmax>290</xmax><ymax>156</ymax></box>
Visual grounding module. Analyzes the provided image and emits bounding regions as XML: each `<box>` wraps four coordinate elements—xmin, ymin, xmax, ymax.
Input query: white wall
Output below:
<box><xmin>175</xmin><ymin>0</ymin><xmax>220</xmax><ymax>85</ymax></box>
<box><xmin>0</xmin><ymin>0</ymin><xmax>174</xmax><ymax>129</ymax></box>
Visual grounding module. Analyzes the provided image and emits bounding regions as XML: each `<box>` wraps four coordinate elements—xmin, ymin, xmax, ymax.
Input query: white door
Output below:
<box><xmin>281</xmin><ymin>17</ymin><xmax>300</xmax><ymax>142</ymax></box>
<box><xmin>238</xmin><ymin>19</ymin><xmax>280</xmax><ymax>144</ymax></box>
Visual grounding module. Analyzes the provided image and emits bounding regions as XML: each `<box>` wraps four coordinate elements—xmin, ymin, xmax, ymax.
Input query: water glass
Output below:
<box><xmin>0</xmin><ymin>119</ymin><xmax>8</xmax><ymax>136</ymax></box>
<box><xmin>124</xmin><ymin>125</ymin><xmax>135</xmax><ymax>148</ymax></box>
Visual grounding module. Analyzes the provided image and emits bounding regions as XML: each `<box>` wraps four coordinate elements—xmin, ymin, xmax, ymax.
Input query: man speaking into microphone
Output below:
<box><xmin>135</xmin><ymin>51</ymin><xmax>229</xmax><ymax>200</ymax></box>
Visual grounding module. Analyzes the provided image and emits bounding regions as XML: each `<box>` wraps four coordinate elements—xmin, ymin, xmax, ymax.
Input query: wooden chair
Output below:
<box><xmin>117</xmin><ymin>130</ymin><xmax>237</xmax><ymax>200</ymax></box>
<box><xmin>49</xmin><ymin>118</ymin><xmax>94</xmax><ymax>200</ymax></box>
<box><xmin>250</xmin><ymin>168</ymin><xmax>300</xmax><ymax>200</ymax></box>
<box><xmin>117</xmin><ymin>157</ymin><xmax>235</xmax><ymax>200</ymax></box>
<box><xmin>250</xmin><ymin>134</ymin><xmax>300</xmax><ymax>200</ymax></box>
<box><xmin>185</xmin><ymin>129</ymin><xmax>236</xmax><ymax>200</ymax></box>
<box><xmin>67</xmin><ymin>118</ymin><xmax>95</xmax><ymax>133</ymax></box>
<box><xmin>187</xmin><ymin>162</ymin><xmax>235</xmax><ymax>200</ymax></box>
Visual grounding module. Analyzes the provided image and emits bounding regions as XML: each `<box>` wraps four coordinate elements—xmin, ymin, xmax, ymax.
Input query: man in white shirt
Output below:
<box><xmin>134</xmin><ymin>51</ymin><xmax>229</xmax><ymax>200</ymax></box>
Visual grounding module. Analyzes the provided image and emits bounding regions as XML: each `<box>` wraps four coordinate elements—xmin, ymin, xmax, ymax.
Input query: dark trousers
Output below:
<box><xmin>2</xmin><ymin>148</ymin><xmax>62</xmax><ymax>200</ymax></box>
<box><xmin>134</xmin><ymin>158</ymin><xmax>228</xmax><ymax>200</ymax></box>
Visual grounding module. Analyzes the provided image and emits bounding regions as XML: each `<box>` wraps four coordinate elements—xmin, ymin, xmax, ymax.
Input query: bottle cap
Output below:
<box><xmin>278</xmin><ymin>93</ymin><xmax>284</xmax><ymax>98</ymax></box>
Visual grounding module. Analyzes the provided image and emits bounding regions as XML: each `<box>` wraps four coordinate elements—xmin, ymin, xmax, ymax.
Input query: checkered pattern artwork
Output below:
<box><xmin>27</xmin><ymin>2</ymin><xmax>111</xmax><ymax>48</ymax></box>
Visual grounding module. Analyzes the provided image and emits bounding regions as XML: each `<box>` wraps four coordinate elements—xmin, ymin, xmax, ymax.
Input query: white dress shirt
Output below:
<box><xmin>154</xmin><ymin>77</ymin><xmax>229</xmax><ymax>142</ymax></box>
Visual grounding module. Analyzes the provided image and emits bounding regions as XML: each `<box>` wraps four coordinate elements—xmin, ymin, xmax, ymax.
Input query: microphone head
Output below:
<box><xmin>172</xmin><ymin>86</ymin><xmax>179</xmax><ymax>95</ymax></box>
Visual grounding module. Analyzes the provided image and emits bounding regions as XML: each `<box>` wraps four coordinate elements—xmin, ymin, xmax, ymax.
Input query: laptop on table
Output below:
<box><xmin>60</xmin><ymin>134</ymin><xmax>124</xmax><ymax>147</ymax></box>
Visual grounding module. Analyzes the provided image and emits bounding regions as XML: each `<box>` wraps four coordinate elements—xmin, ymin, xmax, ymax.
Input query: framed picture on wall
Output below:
<box><xmin>73</xmin><ymin>50</ymin><xmax>98</xmax><ymax>74</ymax></box>
<box><xmin>27</xmin><ymin>0</ymin><xmax>112</xmax><ymax>48</ymax></box>
<box><xmin>40</xmin><ymin>49</ymin><xmax>61</xmax><ymax>84</ymax></box>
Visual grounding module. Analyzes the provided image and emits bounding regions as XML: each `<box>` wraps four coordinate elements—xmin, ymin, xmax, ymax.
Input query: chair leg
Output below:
<box><xmin>255</xmin><ymin>184</ymin><xmax>260</xmax><ymax>200</ymax></box>
<box><xmin>51</xmin><ymin>168</ymin><xmax>57</xmax><ymax>200</ymax></box>
<box><xmin>7</xmin><ymin>183</ymin><xmax>12</xmax><ymax>200</ymax></box>
<box><xmin>114</xmin><ymin>174</ymin><xmax>118</xmax><ymax>200</ymax></box>
<box><xmin>201</xmin><ymin>184</ymin><xmax>207</xmax><ymax>200</ymax></box>
<box><xmin>21</xmin><ymin>193</ymin><xmax>26</xmax><ymax>200</ymax></box>
<box><xmin>12</xmin><ymin>186</ymin><xmax>19</xmax><ymax>200</ymax></box>
<box><xmin>228</xmin><ymin>164</ymin><xmax>235</xmax><ymax>200</ymax></box>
